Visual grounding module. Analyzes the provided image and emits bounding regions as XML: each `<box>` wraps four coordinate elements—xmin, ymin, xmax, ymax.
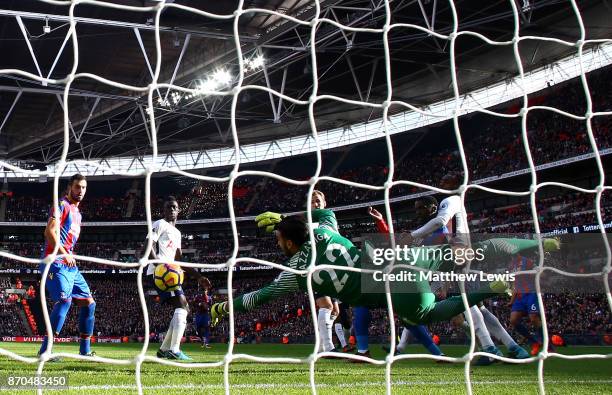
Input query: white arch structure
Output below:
<box><xmin>3</xmin><ymin>40</ymin><xmax>612</xmax><ymax>179</ymax></box>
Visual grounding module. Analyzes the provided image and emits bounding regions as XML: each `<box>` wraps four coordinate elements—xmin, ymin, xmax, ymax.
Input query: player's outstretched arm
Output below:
<box><xmin>210</xmin><ymin>271</ymin><xmax>300</xmax><ymax>326</ymax></box>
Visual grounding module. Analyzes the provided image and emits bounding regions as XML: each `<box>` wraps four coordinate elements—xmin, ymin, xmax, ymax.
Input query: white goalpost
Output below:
<box><xmin>0</xmin><ymin>1</ymin><xmax>610</xmax><ymax>395</ymax></box>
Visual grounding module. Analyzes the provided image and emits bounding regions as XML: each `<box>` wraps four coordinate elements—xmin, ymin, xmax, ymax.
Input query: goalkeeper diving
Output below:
<box><xmin>211</xmin><ymin>209</ymin><xmax>560</xmax><ymax>327</ymax></box>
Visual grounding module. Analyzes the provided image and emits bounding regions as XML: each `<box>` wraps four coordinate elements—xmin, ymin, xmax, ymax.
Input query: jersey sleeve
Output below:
<box><xmin>149</xmin><ymin>220</ymin><xmax>162</xmax><ymax>242</ymax></box>
<box><xmin>375</xmin><ymin>218</ymin><xmax>389</xmax><ymax>233</ymax></box>
<box><xmin>232</xmin><ymin>270</ymin><xmax>300</xmax><ymax>312</ymax></box>
<box><xmin>311</xmin><ymin>209</ymin><xmax>339</xmax><ymax>233</ymax></box>
<box><xmin>49</xmin><ymin>200</ymin><xmax>68</xmax><ymax>222</ymax></box>
<box><xmin>411</xmin><ymin>196</ymin><xmax>460</xmax><ymax>238</ymax></box>
<box><xmin>232</xmin><ymin>247</ymin><xmax>306</xmax><ymax>312</ymax></box>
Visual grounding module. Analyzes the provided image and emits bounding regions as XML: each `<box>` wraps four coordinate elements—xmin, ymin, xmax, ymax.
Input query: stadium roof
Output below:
<box><xmin>0</xmin><ymin>0</ymin><xmax>610</xmax><ymax>171</ymax></box>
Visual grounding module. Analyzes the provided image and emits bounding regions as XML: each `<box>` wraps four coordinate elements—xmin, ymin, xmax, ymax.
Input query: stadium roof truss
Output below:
<box><xmin>0</xmin><ymin>0</ymin><xmax>610</xmax><ymax>178</ymax></box>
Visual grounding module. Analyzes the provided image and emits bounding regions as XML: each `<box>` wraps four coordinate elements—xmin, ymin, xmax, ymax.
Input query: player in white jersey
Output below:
<box><xmin>147</xmin><ymin>196</ymin><xmax>211</xmax><ymax>361</ymax></box>
<box><xmin>410</xmin><ymin>173</ymin><xmax>529</xmax><ymax>363</ymax></box>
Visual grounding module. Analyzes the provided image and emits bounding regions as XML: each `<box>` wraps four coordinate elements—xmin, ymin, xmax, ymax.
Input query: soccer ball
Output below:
<box><xmin>154</xmin><ymin>263</ymin><xmax>184</xmax><ymax>292</ymax></box>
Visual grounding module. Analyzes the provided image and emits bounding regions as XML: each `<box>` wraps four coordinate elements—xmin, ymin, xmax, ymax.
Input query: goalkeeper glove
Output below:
<box><xmin>210</xmin><ymin>302</ymin><xmax>228</xmax><ymax>327</ymax></box>
<box><xmin>255</xmin><ymin>211</ymin><xmax>283</xmax><ymax>233</ymax></box>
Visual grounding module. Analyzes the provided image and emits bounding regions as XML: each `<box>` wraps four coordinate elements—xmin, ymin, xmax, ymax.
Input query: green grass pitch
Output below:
<box><xmin>0</xmin><ymin>343</ymin><xmax>610</xmax><ymax>394</ymax></box>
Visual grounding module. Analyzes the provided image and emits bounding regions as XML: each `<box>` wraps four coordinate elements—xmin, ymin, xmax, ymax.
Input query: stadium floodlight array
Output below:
<box><xmin>0</xmin><ymin>1</ymin><xmax>610</xmax><ymax>395</ymax></box>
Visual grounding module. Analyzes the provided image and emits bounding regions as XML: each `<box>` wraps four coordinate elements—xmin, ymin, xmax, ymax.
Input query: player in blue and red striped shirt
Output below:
<box><xmin>38</xmin><ymin>174</ymin><xmax>96</xmax><ymax>358</ymax></box>
<box><xmin>509</xmin><ymin>255</ymin><xmax>547</xmax><ymax>355</ymax></box>
<box><xmin>193</xmin><ymin>289</ymin><xmax>212</xmax><ymax>348</ymax></box>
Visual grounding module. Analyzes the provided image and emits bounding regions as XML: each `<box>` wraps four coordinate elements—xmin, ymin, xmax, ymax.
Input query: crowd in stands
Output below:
<box><xmin>2</xmin><ymin>67</ymin><xmax>611</xmax><ymax>222</ymax></box>
<box><xmin>1</xmin><ymin>68</ymin><xmax>612</xmax><ymax>343</ymax></box>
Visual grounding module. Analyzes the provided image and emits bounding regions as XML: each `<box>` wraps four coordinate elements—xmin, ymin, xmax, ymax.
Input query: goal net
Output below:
<box><xmin>0</xmin><ymin>1</ymin><xmax>610</xmax><ymax>394</ymax></box>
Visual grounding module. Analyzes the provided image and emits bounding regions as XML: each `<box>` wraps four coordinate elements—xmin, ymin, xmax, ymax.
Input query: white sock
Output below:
<box><xmin>160</xmin><ymin>320</ymin><xmax>174</xmax><ymax>351</ymax></box>
<box><xmin>480</xmin><ymin>306</ymin><xmax>518</xmax><ymax>348</ymax></box>
<box><xmin>318</xmin><ymin>308</ymin><xmax>334</xmax><ymax>352</ymax></box>
<box><xmin>335</xmin><ymin>323</ymin><xmax>347</xmax><ymax>348</ymax></box>
<box><xmin>469</xmin><ymin>305</ymin><xmax>495</xmax><ymax>349</ymax></box>
<box><xmin>397</xmin><ymin>328</ymin><xmax>411</xmax><ymax>352</ymax></box>
<box><xmin>170</xmin><ymin>308</ymin><xmax>188</xmax><ymax>354</ymax></box>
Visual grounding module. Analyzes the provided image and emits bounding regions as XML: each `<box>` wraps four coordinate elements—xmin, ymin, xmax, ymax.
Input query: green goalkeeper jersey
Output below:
<box><xmin>233</xmin><ymin>209</ymin><xmax>366</xmax><ymax>312</ymax></box>
<box><xmin>231</xmin><ymin>207</ymin><xmax>548</xmax><ymax>323</ymax></box>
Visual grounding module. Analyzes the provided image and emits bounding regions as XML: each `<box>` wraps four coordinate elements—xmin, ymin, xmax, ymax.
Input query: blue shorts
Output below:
<box><xmin>41</xmin><ymin>263</ymin><xmax>91</xmax><ymax>302</ymax></box>
<box><xmin>511</xmin><ymin>293</ymin><xmax>539</xmax><ymax>313</ymax></box>
<box><xmin>150</xmin><ymin>275</ymin><xmax>184</xmax><ymax>303</ymax></box>
<box><xmin>195</xmin><ymin>314</ymin><xmax>210</xmax><ymax>329</ymax></box>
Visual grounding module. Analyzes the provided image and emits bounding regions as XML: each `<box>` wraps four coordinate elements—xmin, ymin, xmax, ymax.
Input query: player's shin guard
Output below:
<box><xmin>334</xmin><ymin>323</ymin><xmax>347</xmax><ymax>348</ymax></box>
<box><xmin>40</xmin><ymin>297</ymin><xmax>72</xmax><ymax>354</ymax></box>
<box><xmin>170</xmin><ymin>308</ymin><xmax>188</xmax><ymax>354</ymax></box>
<box><xmin>352</xmin><ymin>306</ymin><xmax>370</xmax><ymax>353</ymax></box>
<box><xmin>480</xmin><ymin>306</ymin><xmax>518</xmax><ymax>348</ymax></box>
<box><xmin>408</xmin><ymin>325</ymin><xmax>443</xmax><ymax>356</ymax></box>
<box><xmin>318</xmin><ymin>308</ymin><xmax>334</xmax><ymax>352</ymax></box>
<box><xmin>78</xmin><ymin>302</ymin><xmax>96</xmax><ymax>355</ymax></box>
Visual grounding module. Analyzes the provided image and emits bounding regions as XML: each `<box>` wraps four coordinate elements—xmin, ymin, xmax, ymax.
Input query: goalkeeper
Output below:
<box><xmin>211</xmin><ymin>210</ymin><xmax>559</xmax><ymax>327</ymax></box>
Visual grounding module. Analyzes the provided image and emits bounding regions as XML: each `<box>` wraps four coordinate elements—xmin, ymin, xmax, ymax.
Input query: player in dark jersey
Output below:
<box><xmin>193</xmin><ymin>289</ymin><xmax>212</xmax><ymax>348</ymax></box>
<box><xmin>39</xmin><ymin>174</ymin><xmax>96</xmax><ymax>358</ymax></box>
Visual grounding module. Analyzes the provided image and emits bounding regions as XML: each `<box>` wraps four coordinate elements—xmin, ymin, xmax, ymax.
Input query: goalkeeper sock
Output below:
<box><xmin>408</xmin><ymin>325</ymin><xmax>443</xmax><ymax>356</ymax></box>
<box><xmin>160</xmin><ymin>318</ymin><xmax>175</xmax><ymax>352</ymax></box>
<box><xmin>318</xmin><ymin>308</ymin><xmax>334</xmax><ymax>352</ymax></box>
<box><xmin>480</xmin><ymin>306</ymin><xmax>518</xmax><ymax>348</ymax></box>
<box><xmin>397</xmin><ymin>327</ymin><xmax>411</xmax><ymax>352</ymax></box>
<box><xmin>334</xmin><ymin>323</ymin><xmax>347</xmax><ymax>348</ymax></box>
<box><xmin>78</xmin><ymin>302</ymin><xmax>96</xmax><ymax>355</ymax></box>
<box><xmin>39</xmin><ymin>298</ymin><xmax>72</xmax><ymax>354</ymax></box>
<box><xmin>170</xmin><ymin>308</ymin><xmax>188</xmax><ymax>354</ymax></box>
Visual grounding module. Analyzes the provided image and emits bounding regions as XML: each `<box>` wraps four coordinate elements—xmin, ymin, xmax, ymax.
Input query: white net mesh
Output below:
<box><xmin>0</xmin><ymin>1</ymin><xmax>610</xmax><ymax>394</ymax></box>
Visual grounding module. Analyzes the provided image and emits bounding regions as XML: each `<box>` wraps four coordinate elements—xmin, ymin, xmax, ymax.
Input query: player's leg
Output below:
<box><xmin>510</xmin><ymin>298</ymin><xmax>540</xmax><ymax>350</ymax></box>
<box><xmin>39</xmin><ymin>267</ymin><xmax>74</xmax><ymax>356</ymax></box>
<box><xmin>150</xmin><ymin>275</ymin><xmax>175</xmax><ymax>357</ymax></box>
<box><xmin>167</xmin><ymin>292</ymin><xmax>191</xmax><ymax>360</ymax></box>
<box><xmin>480</xmin><ymin>305</ymin><xmax>529</xmax><ymax>359</ymax></box>
<box><xmin>315</xmin><ymin>295</ymin><xmax>336</xmax><ymax>352</ymax></box>
<box><xmin>452</xmin><ymin>313</ymin><xmax>471</xmax><ymax>335</ymax></box>
<box><xmin>406</xmin><ymin>325</ymin><xmax>444</xmax><ymax>356</ymax></box>
<box><xmin>400</xmin><ymin>280</ymin><xmax>510</xmax><ymax>325</ymax></box>
<box><xmin>526</xmin><ymin>294</ymin><xmax>550</xmax><ymax>354</ymax></box>
<box><xmin>194</xmin><ymin>315</ymin><xmax>205</xmax><ymax>346</ymax></box>
<box><xmin>71</xmin><ymin>270</ymin><xmax>96</xmax><ymax>356</ymax></box>
<box><xmin>351</xmin><ymin>306</ymin><xmax>370</xmax><ymax>359</ymax></box>
<box><xmin>334</xmin><ymin>303</ymin><xmax>349</xmax><ymax>351</ymax></box>
<box><xmin>466</xmin><ymin>305</ymin><xmax>503</xmax><ymax>365</ymax></box>
<box><xmin>202</xmin><ymin>320</ymin><xmax>211</xmax><ymax>348</ymax></box>
<box><xmin>395</xmin><ymin>327</ymin><xmax>411</xmax><ymax>353</ymax></box>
